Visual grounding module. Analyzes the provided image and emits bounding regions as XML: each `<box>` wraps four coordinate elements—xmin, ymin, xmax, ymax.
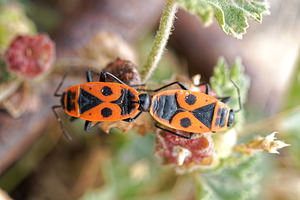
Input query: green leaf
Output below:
<box><xmin>209</xmin><ymin>57</ymin><xmax>250</xmax><ymax>125</ymax></box>
<box><xmin>195</xmin><ymin>153</ymin><xmax>267</xmax><ymax>200</ymax></box>
<box><xmin>177</xmin><ymin>0</ymin><xmax>270</xmax><ymax>39</ymax></box>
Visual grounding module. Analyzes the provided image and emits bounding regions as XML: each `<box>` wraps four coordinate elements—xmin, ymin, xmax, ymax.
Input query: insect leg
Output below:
<box><xmin>52</xmin><ymin>105</ymin><xmax>72</xmax><ymax>140</ymax></box>
<box><xmin>155</xmin><ymin>123</ymin><xmax>194</xmax><ymax>139</ymax></box>
<box><xmin>204</xmin><ymin>84</ymin><xmax>210</xmax><ymax>95</ymax></box>
<box><xmin>84</xmin><ymin>120</ymin><xmax>103</xmax><ymax>132</ymax></box>
<box><xmin>86</xmin><ymin>70</ymin><xmax>129</xmax><ymax>85</ymax></box>
<box><xmin>86</xmin><ymin>70</ymin><xmax>93</xmax><ymax>82</ymax></box>
<box><xmin>122</xmin><ymin>111</ymin><xmax>143</xmax><ymax>122</ymax></box>
<box><xmin>129</xmin><ymin>83</ymin><xmax>146</xmax><ymax>88</ymax></box>
<box><xmin>69</xmin><ymin>116</ymin><xmax>78</xmax><ymax>122</ymax></box>
<box><xmin>218</xmin><ymin>96</ymin><xmax>231</xmax><ymax>103</ymax></box>
<box><xmin>137</xmin><ymin>81</ymin><xmax>188</xmax><ymax>92</ymax></box>
<box><xmin>101</xmin><ymin>71</ymin><xmax>129</xmax><ymax>85</ymax></box>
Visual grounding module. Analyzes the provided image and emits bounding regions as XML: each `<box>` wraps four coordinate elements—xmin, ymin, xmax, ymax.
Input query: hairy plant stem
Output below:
<box><xmin>141</xmin><ymin>0</ymin><xmax>178</xmax><ymax>83</ymax></box>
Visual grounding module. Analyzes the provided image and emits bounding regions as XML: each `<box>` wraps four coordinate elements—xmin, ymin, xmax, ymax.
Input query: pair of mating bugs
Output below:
<box><xmin>52</xmin><ymin>69</ymin><xmax>241</xmax><ymax>140</ymax></box>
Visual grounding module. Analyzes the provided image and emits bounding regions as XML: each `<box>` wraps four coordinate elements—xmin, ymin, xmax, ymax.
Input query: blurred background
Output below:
<box><xmin>0</xmin><ymin>0</ymin><xmax>299</xmax><ymax>199</ymax></box>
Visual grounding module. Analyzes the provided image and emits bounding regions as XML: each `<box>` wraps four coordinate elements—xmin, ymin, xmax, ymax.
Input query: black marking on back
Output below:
<box><xmin>217</xmin><ymin>108</ymin><xmax>222</xmax><ymax>116</ymax></box>
<box><xmin>67</xmin><ymin>90</ymin><xmax>76</xmax><ymax>112</ymax></box>
<box><xmin>185</xmin><ymin>94</ymin><xmax>196</xmax><ymax>105</ymax></box>
<box><xmin>101</xmin><ymin>107</ymin><xmax>112</xmax><ymax>117</ymax></box>
<box><xmin>111</xmin><ymin>89</ymin><xmax>126</xmax><ymax>115</ymax></box>
<box><xmin>111</xmin><ymin>89</ymin><xmax>136</xmax><ymax>116</ymax></box>
<box><xmin>219</xmin><ymin>108</ymin><xmax>228</xmax><ymax>127</ymax></box>
<box><xmin>215</xmin><ymin>118</ymin><xmax>220</xmax><ymax>126</ymax></box>
<box><xmin>155</xmin><ymin>95</ymin><xmax>178</xmax><ymax>121</ymax></box>
<box><xmin>180</xmin><ymin>117</ymin><xmax>191</xmax><ymax>128</ymax></box>
<box><xmin>101</xmin><ymin>86</ymin><xmax>113</xmax><ymax>96</ymax></box>
<box><xmin>174</xmin><ymin>93</ymin><xmax>181</xmax><ymax>108</ymax></box>
<box><xmin>78</xmin><ymin>88</ymin><xmax>102</xmax><ymax>114</ymax></box>
<box><xmin>192</xmin><ymin>103</ymin><xmax>216</xmax><ymax>129</ymax></box>
<box><xmin>126</xmin><ymin>89</ymin><xmax>136</xmax><ymax>115</ymax></box>
<box><xmin>152</xmin><ymin>96</ymin><xmax>158</xmax><ymax>113</ymax></box>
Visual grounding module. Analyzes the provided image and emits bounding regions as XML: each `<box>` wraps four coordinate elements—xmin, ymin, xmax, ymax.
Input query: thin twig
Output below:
<box><xmin>141</xmin><ymin>0</ymin><xmax>178</xmax><ymax>83</ymax></box>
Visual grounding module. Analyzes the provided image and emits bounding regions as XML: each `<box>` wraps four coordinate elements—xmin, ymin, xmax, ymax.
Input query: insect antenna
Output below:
<box><xmin>230</xmin><ymin>80</ymin><xmax>242</xmax><ymax>113</ymax></box>
<box><xmin>54</xmin><ymin>66</ymin><xmax>72</xmax><ymax>97</ymax></box>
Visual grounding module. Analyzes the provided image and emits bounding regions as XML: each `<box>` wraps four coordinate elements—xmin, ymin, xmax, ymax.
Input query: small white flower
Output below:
<box><xmin>265</xmin><ymin>132</ymin><xmax>277</xmax><ymax>143</ymax></box>
<box><xmin>173</xmin><ymin>146</ymin><xmax>191</xmax><ymax>166</ymax></box>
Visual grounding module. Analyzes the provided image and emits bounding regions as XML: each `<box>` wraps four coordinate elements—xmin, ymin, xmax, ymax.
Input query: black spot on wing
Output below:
<box><xmin>79</xmin><ymin>88</ymin><xmax>102</xmax><ymax>114</ymax></box>
<box><xmin>180</xmin><ymin>117</ymin><xmax>191</xmax><ymax>128</ymax></box>
<box><xmin>192</xmin><ymin>103</ymin><xmax>216</xmax><ymax>129</ymax></box>
<box><xmin>101</xmin><ymin>107</ymin><xmax>112</xmax><ymax>117</ymax></box>
<box><xmin>101</xmin><ymin>86</ymin><xmax>113</xmax><ymax>96</ymax></box>
<box><xmin>185</xmin><ymin>94</ymin><xmax>196</xmax><ymax>105</ymax></box>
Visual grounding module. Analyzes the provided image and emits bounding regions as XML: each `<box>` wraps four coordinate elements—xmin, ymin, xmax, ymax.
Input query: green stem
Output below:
<box><xmin>141</xmin><ymin>0</ymin><xmax>178</xmax><ymax>82</ymax></box>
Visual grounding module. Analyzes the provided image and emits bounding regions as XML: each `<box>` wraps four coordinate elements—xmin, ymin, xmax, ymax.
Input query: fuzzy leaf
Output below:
<box><xmin>210</xmin><ymin>57</ymin><xmax>250</xmax><ymax>125</ymax></box>
<box><xmin>195</xmin><ymin>153</ymin><xmax>266</xmax><ymax>200</ymax></box>
<box><xmin>177</xmin><ymin>0</ymin><xmax>270</xmax><ymax>39</ymax></box>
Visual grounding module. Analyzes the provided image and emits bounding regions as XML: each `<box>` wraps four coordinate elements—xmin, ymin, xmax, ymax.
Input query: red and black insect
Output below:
<box><xmin>52</xmin><ymin>70</ymin><xmax>143</xmax><ymax>140</ymax></box>
<box><xmin>53</xmin><ymin>69</ymin><xmax>241</xmax><ymax>140</ymax></box>
<box><xmin>135</xmin><ymin>80</ymin><xmax>241</xmax><ymax>139</ymax></box>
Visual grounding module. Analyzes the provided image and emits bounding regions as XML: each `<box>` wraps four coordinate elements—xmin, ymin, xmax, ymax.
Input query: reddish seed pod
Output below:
<box><xmin>5</xmin><ymin>34</ymin><xmax>55</xmax><ymax>79</ymax></box>
<box><xmin>155</xmin><ymin>129</ymin><xmax>215</xmax><ymax>168</ymax></box>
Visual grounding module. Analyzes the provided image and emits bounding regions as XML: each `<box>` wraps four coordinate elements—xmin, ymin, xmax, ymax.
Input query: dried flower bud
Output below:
<box><xmin>5</xmin><ymin>34</ymin><xmax>55</xmax><ymax>79</ymax></box>
<box><xmin>155</xmin><ymin>129</ymin><xmax>215</xmax><ymax>170</ymax></box>
<box><xmin>234</xmin><ymin>132</ymin><xmax>290</xmax><ymax>155</ymax></box>
<box><xmin>103</xmin><ymin>58</ymin><xmax>141</xmax><ymax>85</ymax></box>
